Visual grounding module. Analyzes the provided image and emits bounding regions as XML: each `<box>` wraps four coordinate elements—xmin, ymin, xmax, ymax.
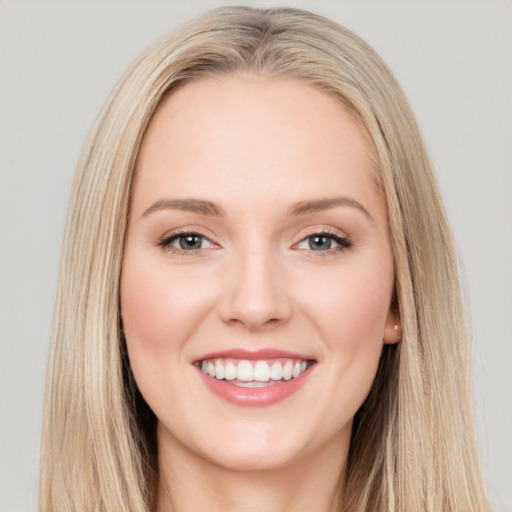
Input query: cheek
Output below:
<box><xmin>297</xmin><ymin>255</ymin><xmax>393</xmax><ymax>393</ymax></box>
<box><xmin>291</xmin><ymin>260</ymin><xmax>393</xmax><ymax>429</ymax></box>
<box><xmin>119</xmin><ymin>249</ymin><xmax>222</xmax><ymax>425</ymax></box>
<box><xmin>121</xmin><ymin>257</ymin><xmax>211</xmax><ymax>351</ymax></box>
<box><xmin>299</xmin><ymin>258</ymin><xmax>394</xmax><ymax>349</ymax></box>
<box><xmin>119</xmin><ymin>249</ymin><xmax>219</xmax><ymax>405</ymax></box>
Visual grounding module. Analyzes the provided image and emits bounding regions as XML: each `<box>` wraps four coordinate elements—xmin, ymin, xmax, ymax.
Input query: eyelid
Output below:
<box><xmin>292</xmin><ymin>228</ymin><xmax>352</xmax><ymax>253</ymax></box>
<box><xmin>157</xmin><ymin>229</ymin><xmax>220</xmax><ymax>254</ymax></box>
<box><xmin>170</xmin><ymin>234</ymin><xmax>215</xmax><ymax>249</ymax></box>
<box><xmin>156</xmin><ymin>227</ymin><xmax>352</xmax><ymax>256</ymax></box>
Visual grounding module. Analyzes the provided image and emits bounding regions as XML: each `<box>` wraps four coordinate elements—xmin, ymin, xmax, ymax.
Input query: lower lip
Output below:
<box><xmin>196</xmin><ymin>366</ymin><xmax>313</xmax><ymax>407</ymax></box>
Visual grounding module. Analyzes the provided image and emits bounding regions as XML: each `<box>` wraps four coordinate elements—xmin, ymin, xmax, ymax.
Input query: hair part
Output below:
<box><xmin>40</xmin><ymin>6</ymin><xmax>490</xmax><ymax>512</ymax></box>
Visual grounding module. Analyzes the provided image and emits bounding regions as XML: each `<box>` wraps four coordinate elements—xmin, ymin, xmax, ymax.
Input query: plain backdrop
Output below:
<box><xmin>0</xmin><ymin>1</ymin><xmax>510</xmax><ymax>511</ymax></box>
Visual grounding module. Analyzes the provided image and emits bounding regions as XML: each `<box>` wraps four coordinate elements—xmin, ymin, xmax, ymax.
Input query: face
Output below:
<box><xmin>121</xmin><ymin>75</ymin><xmax>400</xmax><ymax>472</ymax></box>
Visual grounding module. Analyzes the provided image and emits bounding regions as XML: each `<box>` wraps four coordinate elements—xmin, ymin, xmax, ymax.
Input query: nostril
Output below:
<box><xmin>225</xmin><ymin>315</ymin><xmax>287</xmax><ymax>330</ymax></box>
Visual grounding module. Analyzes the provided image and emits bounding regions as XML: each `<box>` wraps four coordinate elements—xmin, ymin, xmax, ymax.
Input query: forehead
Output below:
<box><xmin>142</xmin><ymin>74</ymin><xmax>377</xmax><ymax>164</ymax></box>
<box><xmin>132</xmin><ymin>75</ymin><xmax>383</xmax><ymax>220</ymax></box>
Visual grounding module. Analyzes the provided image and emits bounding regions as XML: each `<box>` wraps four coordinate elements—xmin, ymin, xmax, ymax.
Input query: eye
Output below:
<box><xmin>296</xmin><ymin>232</ymin><xmax>352</xmax><ymax>252</ymax></box>
<box><xmin>158</xmin><ymin>232</ymin><xmax>216</xmax><ymax>253</ymax></box>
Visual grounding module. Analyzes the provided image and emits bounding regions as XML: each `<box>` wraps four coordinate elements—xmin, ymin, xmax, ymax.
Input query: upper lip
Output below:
<box><xmin>193</xmin><ymin>348</ymin><xmax>314</xmax><ymax>362</ymax></box>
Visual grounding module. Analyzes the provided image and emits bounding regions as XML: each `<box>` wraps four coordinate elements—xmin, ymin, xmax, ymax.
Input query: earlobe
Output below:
<box><xmin>384</xmin><ymin>310</ymin><xmax>402</xmax><ymax>344</ymax></box>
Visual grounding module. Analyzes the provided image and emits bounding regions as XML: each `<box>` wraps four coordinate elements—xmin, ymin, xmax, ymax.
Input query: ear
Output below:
<box><xmin>383</xmin><ymin>307</ymin><xmax>401</xmax><ymax>344</ymax></box>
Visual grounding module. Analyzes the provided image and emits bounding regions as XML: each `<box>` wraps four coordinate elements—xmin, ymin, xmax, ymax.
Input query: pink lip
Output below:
<box><xmin>194</xmin><ymin>348</ymin><xmax>312</xmax><ymax>362</ymax></box>
<box><xmin>193</xmin><ymin>348</ymin><xmax>316</xmax><ymax>407</ymax></box>
<box><xmin>196</xmin><ymin>366</ymin><xmax>313</xmax><ymax>407</ymax></box>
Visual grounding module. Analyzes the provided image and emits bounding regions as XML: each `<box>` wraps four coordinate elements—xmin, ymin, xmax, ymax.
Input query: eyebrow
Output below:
<box><xmin>142</xmin><ymin>199</ymin><xmax>225</xmax><ymax>217</ymax></box>
<box><xmin>142</xmin><ymin>196</ymin><xmax>373</xmax><ymax>221</ymax></box>
<box><xmin>288</xmin><ymin>197</ymin><xmax>373</xmax><ymax>221</ymax></box>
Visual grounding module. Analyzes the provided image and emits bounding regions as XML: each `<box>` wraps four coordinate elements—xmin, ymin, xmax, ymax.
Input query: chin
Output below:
<box><xmin>201</xmin><ymin>440</ymin><xmax>302</xmax><ymax>472</ymax></box>
<box><xmin>209</xmin><ymin>417</ymin><xmax>345</xmax><ymax>473</ymax></box>
<box><xmin>160</xmin><ymin>417</ymin><xmax>310</xmax><ymax>472</ymax></box>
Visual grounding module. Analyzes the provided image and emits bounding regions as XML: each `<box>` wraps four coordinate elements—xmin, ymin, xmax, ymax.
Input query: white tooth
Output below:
<box><xmin>283</xmin><ymin>361</ymin><xmax>293</xmax><ymax>380</ymax></box>
<box><xmin>301</xmin><ymin>361</ymin><xmax>307</xmax><ymax>373</ymax></box>
<box><xmin>201</xmin><ymin>360</ymin><xmax>208</xmax><ymax>374</ymax></box>
<box><xmin>270</xmin><ymin>362</ymin><xmax>283</xmax><ymax>380</ymax></box>
<box><xmin>207</xmin><ymin>361</ymin><xmax>216</xmax><ymax>377</ymax></box>
<box><xmin>237</xmin><ymin>360</ymin><xmax>253</xmax><ymax>381</ymax></box>
<box><xmin>215</xmin><ymin>360</ymin><xmax>225</xmax><ymax>380</ymax></box>
<box><xmin>253</xmin><ymin>361</ymin><xmax>271</xmax><ymax>382</ymax></box>
<box><xmin>225</xmin><ymin>362</ymin><xmax>237</xmax><ymax>380</ymax></box>
<box><xmin>292</xmin><ymin>362</ymin><xmax>301</xmax><ymax>378</ymax></box>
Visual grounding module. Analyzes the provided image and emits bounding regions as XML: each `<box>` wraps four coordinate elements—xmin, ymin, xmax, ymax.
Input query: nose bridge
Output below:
<box><xmin>218</xmin><ymin>239</ymin><xmax>292</xmax><ymax>329</ymax></box>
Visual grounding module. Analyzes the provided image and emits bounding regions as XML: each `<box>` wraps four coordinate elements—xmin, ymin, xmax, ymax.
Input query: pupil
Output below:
<box><xmin>310</xmin><ymin>235</ymin><xmax>331</xmax><ymax>250</ymax></box>
<box><xmin>180</xmin><ymin>235</ymin><xmax>201</xmax><ymax>250</ymax></box>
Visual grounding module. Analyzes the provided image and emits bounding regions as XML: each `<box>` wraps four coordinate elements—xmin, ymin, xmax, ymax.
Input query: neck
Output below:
<box><xmin>155</xmin><ymin>424</ymin><xmax>348</xmax><ymax>512</ymax></box>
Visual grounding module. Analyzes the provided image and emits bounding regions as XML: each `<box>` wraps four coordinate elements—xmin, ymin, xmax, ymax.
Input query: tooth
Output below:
<box><xmin>215</xmin><ymin>360</ymin><xmax>225</xmax><ymax>380</ymax></box>
<box><xmin>202</xmin><ymin>358</ymin><xmax>309</xmax><ymax>382</ymax></box>
<box><xmin>253</xmin><ymin>361</ymin><xmax>271</xmax><ymax>382</ymax></box>
<box><xmin>237</xmin><ymin>360</ymin><xmax>253</xmax><ymax>381</ymax></box>
<box><xmin>270</xmin><ymin>362</ymin><xmax>283</xmax><ymax>380</ymax></box>
<box><xmin>225</xmin><ymin>362</ymin><xmax>237</xmax><ymax>380</ymax></box>
<box><xmin>283</xmin><ymin>361</ymin><xmax>293</xmax><ymax>380</ymax></box>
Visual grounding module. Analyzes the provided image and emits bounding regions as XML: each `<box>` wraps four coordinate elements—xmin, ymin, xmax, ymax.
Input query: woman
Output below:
<box><xmin>40</xmin><ymin>6</ymin><xmax>491</xmax><ymax>512</ymax></box>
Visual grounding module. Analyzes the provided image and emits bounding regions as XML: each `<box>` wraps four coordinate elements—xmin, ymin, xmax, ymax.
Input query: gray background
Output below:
<box><xmin>1</xmin><ymin>1</ymin><xmax>510</xmax><ymax>510</ymax></box>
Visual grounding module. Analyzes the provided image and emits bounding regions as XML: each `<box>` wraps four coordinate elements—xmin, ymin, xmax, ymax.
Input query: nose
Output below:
<box><xmin>217</xmin><ymin>246</ymin><xmax>293</xmax><ymax>330</ymax></box>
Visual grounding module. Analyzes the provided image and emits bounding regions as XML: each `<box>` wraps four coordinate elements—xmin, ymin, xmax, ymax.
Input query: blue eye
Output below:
<box><xmin>305</xmin><ymin>234</ymin><xmax>334</xmax><ymax>251</ymax></box>
<box><xmin>159</xmin><ymin>232</ymin><xmax>215</xmax><ymax>252</ymax></box>
<box><xmin>297</xmin><ymin>232</ymin><xmax>351</xmax><ymax>252</ymax></box>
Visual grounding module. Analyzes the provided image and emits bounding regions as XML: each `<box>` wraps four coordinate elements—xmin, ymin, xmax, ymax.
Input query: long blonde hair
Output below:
<box><xmin>40</xmin><ymin>6</ymin><xmax>491</xmax><ymax>512</ymax></box>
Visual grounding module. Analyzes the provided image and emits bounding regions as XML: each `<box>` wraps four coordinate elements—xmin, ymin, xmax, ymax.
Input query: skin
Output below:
<box><xmin>120</xmin><ymin>74</ymin><xmax>401</xmax><ymax>512</ymax></box>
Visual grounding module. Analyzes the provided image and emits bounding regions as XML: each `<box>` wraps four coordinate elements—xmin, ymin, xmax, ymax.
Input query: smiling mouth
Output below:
<box><xmin>197</xmin><ymin>358</ymin><xmax>315</xmax><ymax>387</ymax></box>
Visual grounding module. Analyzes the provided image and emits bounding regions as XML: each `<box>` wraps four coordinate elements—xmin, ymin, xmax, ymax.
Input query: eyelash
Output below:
<box><xmin>297</xmin><ymin>230</ymin><xmax>353</xmax><ymax>255</ymax></box>
<box><xmin>157</xmin><ymin>229</ymin><xmax>352</xmax><ymax>256</ymax></box>
<box><xmin>158</xmin><ymin>231</ymin><xmax>214</xmax><ymax>256</ymax></box>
